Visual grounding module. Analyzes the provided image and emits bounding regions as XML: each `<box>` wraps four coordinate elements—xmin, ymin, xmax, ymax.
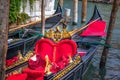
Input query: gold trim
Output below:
<box><xmin>6</xmin><ymin>51</ymin><xmax>33</xmax><ymax>70</ymax></box>
<box><xmin>45</xmin><ymin>26</ymin><xmax>71</xmax><ymax>42</ymax></box>
<box><xmin>53</xmin><ymin>55</ymin><xmax>81</xmax><ymax>80</ymax></box>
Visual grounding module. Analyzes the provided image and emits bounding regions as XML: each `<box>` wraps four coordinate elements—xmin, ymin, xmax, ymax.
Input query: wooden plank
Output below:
<box><xmin>9</xmin><ymin>13</ymin><xmax>61</xmax><ymax>32</ymax></box>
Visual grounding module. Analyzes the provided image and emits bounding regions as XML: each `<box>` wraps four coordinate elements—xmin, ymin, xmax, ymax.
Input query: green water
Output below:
<box><xmin>55</xmin><ymin>0</ymin><xmax>120</xmax><ymax>80</ymax></box>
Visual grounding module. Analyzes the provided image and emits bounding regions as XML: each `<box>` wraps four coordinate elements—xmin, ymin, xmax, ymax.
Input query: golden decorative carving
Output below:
<box><xmin>45</xmin><ymin>55</ymin><xmax>52</xmax><ymax>75</ymax></box>
<box><xmin>53</xmin><ymin>55</ymin><xmax>81</xmax><ymax>80</ymax></box>
<box><xmin>54</xmin><ymin>26</ymin><xmax>62</xmax><ymax>42</ymax></box>
<box><xmin>68</xmin><ymin>55</ymin><xmax>73</xmax><ymax>63</ymax></box>
<box><xmin>45</xmin><ymin>26</ymin><xmax>71</xmax><ymax>42</ymax></box>
<box><xmin>18</xmin><ymin>50</ymin><xmax>23</xmax><ymax>60</ymax></box>
<box><xmin>45</xmin><ymin>29</ymin><xmax>54</xmax><ymax>39</ymax></box>
<box><xmin>6</xmin><ymin>51</ymin><xmax>33</xmax><ymax>70</ymax></box>
<box><xmin>62</xmin><ymin>26</ymin><xmax>71</xmax><ymax>39</ymax></box>
<box><xmin>6</xmin><ymin>68</ymin><xmax>23</xmax><ymax>77</ymax></box>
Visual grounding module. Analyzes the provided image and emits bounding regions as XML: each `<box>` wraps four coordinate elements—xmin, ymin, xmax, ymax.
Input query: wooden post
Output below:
<box><xmin>73</xmin><ymin>0</ymin><xmax>78</xmax><ymax>25</ymax></box>
<box><xmin>41</xmin><ymin>0</ymin><xmax>45</xmax><ymax>35</ymax></box>
<box><xmin>0</xmin><ymin>0</ymin><xmax>10</xmax><ymax>80</ymax></box>
<box><xmin>81</xmin><ymin>0</ymin><xmax>87</xmax><ymax>23</ymax></box>
<box><xmin>59</xmin><ymin>0</ymin><xmax>63</xmax><ymax>7</ymax></box>
<box><xmin>100</xmin><ymin>0</ymin><xmax>120</xmax><ymax>68</ymax></box>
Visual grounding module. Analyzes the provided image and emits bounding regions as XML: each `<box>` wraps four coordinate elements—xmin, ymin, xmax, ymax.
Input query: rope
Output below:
<box><xmin>18</xmin><ymin>29</ymin><xmax>24</xmax><ymax>38</ymax></box>
<box><xmin>77</xmin><ymin>41</ymin><xmax>111</xmax><ymax>48</ymax></box>
<box><xmin>34</xmin><ymin>33</ymin><xmax>44</xmax><ymax>37</ymax></box>
<box><xmin>18</xmin><ymin>29</ymin><xmax>44</xmax><ymax>38</ymax></box>
<box><xmin>78</xmin><ymin>37</ymin><xmax>109</xmax><ymax>47</ymax></box>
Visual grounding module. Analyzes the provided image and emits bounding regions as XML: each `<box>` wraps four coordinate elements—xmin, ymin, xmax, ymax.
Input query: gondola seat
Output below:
<box><xmin>6</xmin><ymin>73</ymin><xmax>27</xmax><ymax>80</ymax></box>
<box><xmin>78</xmin><ymin>52</ymin><xmax>86</xmax><ymax>57</ymax></box>
<box><xmin>80</xmin><ymin>20</ymin><xmax>106</xmax><ymax>37</ymax></box>
<box><xmin>23</xmin><ymin>38</ymin><xmax>77</xmax><ymax>80</ymax></box>
<box><xmin>6</xmin><ymin>56</ymin><xmax>18</xmax><ymax>67</ymax></box>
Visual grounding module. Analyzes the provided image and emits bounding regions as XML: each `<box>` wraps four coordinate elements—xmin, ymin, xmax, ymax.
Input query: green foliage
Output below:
<box><xmin>18</xmin><ymin>12</ymin><xmax>30</xmax><ymax>24</ymax></box>
<box><xmin>9</xmin><ymin>0</ymin><xmax>36</xmax><ymax>24</ymax></box>
<box><xmin>29</xmin><ymin>0</ymin><xmax>36</xmax><ymax>12</ymax></box>
<box><xmin>22</xmin><ymin>0</ymin><xmax>27</xmax><ymax>12</ymax></box>
<box><xmin>9</xmin><ymin>0</ymin><xmax>21</xmax><ymax>23</ymax></box>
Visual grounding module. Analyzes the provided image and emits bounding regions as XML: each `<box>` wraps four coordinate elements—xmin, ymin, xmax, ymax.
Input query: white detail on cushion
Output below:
<box><xmin>30</xmin><ymin>54</ymin><xmax>37</xmax><ymax>61</ymax></box>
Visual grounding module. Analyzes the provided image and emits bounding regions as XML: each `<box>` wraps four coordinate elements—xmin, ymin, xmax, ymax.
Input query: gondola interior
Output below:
<box><xmin>6</xmin><ymin>5</ymin><xmax>106</xmax><ymax>80</ymax></box>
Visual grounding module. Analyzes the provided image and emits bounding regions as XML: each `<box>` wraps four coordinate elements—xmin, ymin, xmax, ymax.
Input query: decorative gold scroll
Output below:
<box><xmin>6</xmin><ymin>51</ymin><xmax>33</xmax><ymax>70</ymax></box>
<box><xmin>53</xmin><ymin>55</ymin><xmax>81</xmax><ymax>80</ymax></box>
<box><xmin>45</xmin><ymin>26</ymin><xmax>71</xmax><ymax>42</ymax></box>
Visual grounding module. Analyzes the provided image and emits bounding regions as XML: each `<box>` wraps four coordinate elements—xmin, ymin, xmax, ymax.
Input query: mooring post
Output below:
<box><xmin>73</xmin><ymin>0</ymin><xmax>78</xmax><ymax>25</ymax></box>
<box><xmin>81</xmin><ymin>0</ymin><xmax>87</xmax><ymax>23</ymax></box>
<box><xmin>59</xmin><ymin>0</ymin><xmax>63</xmax><ymax>8</ymax></box>
<box><xmin>0</xmin><ymin>0</ymin><xmax>10</xmax><ymax>80</ymax></box>
<box><xmin>41</xmin><ymin>0</ymin><xmax>45</xmax><ymax>36</ymax></box>
<box><xmin>100</xmin><ymin>0</ymin><xmax>120</xmax><ymax>68</ymax></box>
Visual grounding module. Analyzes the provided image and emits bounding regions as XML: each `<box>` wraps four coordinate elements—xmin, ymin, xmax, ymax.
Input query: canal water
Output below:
<box><xmin>55</xmin><ymin>0</ymin><xmax>120</xmax><ymax>80</ymax></box>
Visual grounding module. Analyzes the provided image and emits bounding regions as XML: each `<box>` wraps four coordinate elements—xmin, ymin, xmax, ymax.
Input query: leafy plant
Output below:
<box><xmin>9</xmin><ymin>0</ymin><xmax>21</xmax><ymax>23</ymax></box>
<box><xmin>18</xmin><ymin>12</ymin><xmax>30</xmax><ymax>24</ymax></box>
<box><xmin>9</xmin><ymin>0</ymin><xmax>36</xmax><ymax>24</ymax></box>
<box><xmin>29</xmin><ymin>0</ymin><xmax>35</xmax><ymax>12</ymax></box>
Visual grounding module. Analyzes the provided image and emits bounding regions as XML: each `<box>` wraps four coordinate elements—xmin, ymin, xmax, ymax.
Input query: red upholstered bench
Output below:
<box><xmin>6</xmin><ymin>73</ymin><xmax>27</xmax><ymax>80</ymax></box>
<box><xmin>23</xmin><ymin>38</ymin><xmax>77</xmax><ymax>80</ymax></box>
<box><xmin>80</xmin><ymin>20</ymin><xmax>106</xmax><ymax>37</ymax></box>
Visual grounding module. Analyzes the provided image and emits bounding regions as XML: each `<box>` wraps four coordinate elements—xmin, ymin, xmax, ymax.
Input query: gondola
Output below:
<box><xmin>27</xmin><ymin>2</ymin><xmax>62</xmax><ymax>31</ymax></box>
<box><xmin>6</xmin><ymin>2</ymin><xmax>62</xmax><ymax>76</ymax></box>
<box><xmin>6</xmin><ymin>6</ymin><xmax>106</xmax><ymax>80</ymax></box>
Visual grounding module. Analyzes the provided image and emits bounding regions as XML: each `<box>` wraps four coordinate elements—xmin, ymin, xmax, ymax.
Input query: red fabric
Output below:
<box><xmin>6</xmin><ymin>73</ymin><xmax>27</xmax><ymax>80</ymax></box>
<box><xmin>34</xmin><ymin>39</ymin><xmax>77</xmax><ymax>63</ymax></box>
<box><xmin>78</xmin><ymin>52</ymin><xmax>86</xmax><ymax>57</ymax></box>
<box><xmin>28</xmin><ymin>54</ymin><xmax>46</xmax><ymax>69</ymax></box>
<box><xmin>23</xmin><ymin>67</ymin><xmax>44</xmax><ymax>79</ymax></box>
<box><xmin>50</xmin><ymin>39</ymin><xmax>77</xmax><ymax>72</ymax></box>
<box><xmin>24</xmin><ymin>38</ymin><xmax>77</xmax><ymax>79</ymax></box>
<box><xmin>80</xmin><ymin>20</ymin><xmax>106</xmax><ymax>37</ymax></box>
<box><xmin>50</xmin><ymin>57</ymin><xmax>69</xmax><ymax>73</ymax></box>
<box><xmin>6</xmin><ymin>56</ymin><xmax>18</xmax><ymax>67</ymax></box>
<box><xmin>36</xmin><ymin>77</ymin><xmax>44</xmax><ymax>80</ymax></box>
<box><xmin>35</xmin><ymin>39</ymin><xmax>54</xmax><ymax>62</ymax></box>
<box><xmin>58</xmin><ymin>39</ymin><xmax>77</xmax><ymax>58</ymax></box>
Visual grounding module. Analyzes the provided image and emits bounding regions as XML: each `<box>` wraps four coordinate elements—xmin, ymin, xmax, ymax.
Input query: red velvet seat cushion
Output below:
<box><xmin>6</xmin><ymin>73</ymin><xmax>27</xmax><ymax>80</ymax></box>
<box><xmin>23</xmin><ymin>67</ymin><xmax>44</xmax><ymax>79</ymax></box>
<box><xmin>25</xmin><ymin>38</ymin><xmax>77</xmax><ymax>78</ymax></box>
<box><xmin>6</xmin><ymin>56</ymin><xmax>18</xmax><ymax>67</ymax></box>
<box><xmin>28</xmin><ymin>54</ymin><xmax>46</xmax><ymax>70</ymax></box>
<box><xmin>78</xmin><ymin>52</ymin><xmax>86</xmax><ymax>57</ymax></box>
<box><xmin>80</xmin><ymin>20</ymin><xmax>106</xmax><ymax>37</ymax></box>
<box><xmin>58</xmin><ymin>39</ymin><xmax>77</xmax><ymax>58</ymax></box>
<box><xmin>35</xmin><ymin>39</ymin><xmax>54</xmax><ymax>62</ymax></box>
<box><xmin>34</xmin><ymin>39</ymin><xmax>77</xmax><ymax>63</ymax></box>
